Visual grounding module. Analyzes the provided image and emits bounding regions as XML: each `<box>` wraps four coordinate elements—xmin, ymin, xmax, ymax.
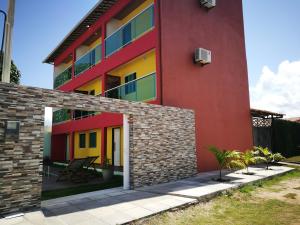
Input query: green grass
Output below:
<box><xmin>138</xmin><ymin>196</ymin><xmax>300</xmax><ymax>225</ymax></box>
<box><xmin>283</xmin><ymin>155</ymin><xmax>300</xmax><ymax>163</ymax></box>
<box><xmin>283</xmin><ymin>193</ymin><xmax>297</xmax><ymax>199</ymax></box>
<box><xmin>135</xmin><ymin>169</ymin><xmax>300</xmax><ymax>225</ymax></box>
<box><xmin>238</xmin><ymin>169</ymin><xmax>300</xmax><ymax>194</ymax></box>
<box><xmin>41</xmin><ymin>175</ymin><xmax>123</xmax><ymax>200</ymax></box>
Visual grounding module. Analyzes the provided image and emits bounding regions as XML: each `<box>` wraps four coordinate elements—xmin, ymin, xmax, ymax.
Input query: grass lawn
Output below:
<box><xmin>135</xmin><ymin>168</ymin><xmax>300</xmax><ymax>225</ymax></box>
<box><xmin>41</xmin><ymin>175</ymin><xmax>123</xmax><ymax>200</ymax></box>
<box><xmin>284</xmin><ymin>155</ymin><xmax>300</xmax><ymax>163</ymax></box>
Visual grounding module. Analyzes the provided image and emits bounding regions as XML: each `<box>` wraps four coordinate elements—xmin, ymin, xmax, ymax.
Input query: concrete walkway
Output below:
<box><xmin>0</xmin><ymin>165</ymin><xmax>293</xmax><ymax>225</ymax></box>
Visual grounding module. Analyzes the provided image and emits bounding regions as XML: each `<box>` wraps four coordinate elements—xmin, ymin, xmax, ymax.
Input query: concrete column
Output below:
<box><xmin>1</xmin><ymin>0</ymin><xmax>15</xmax><ymax>83</ymax></box>
<box><xmin>123</xmin><ymin>114</ymin><xmax>130</xmax><ymax>190</ymax></box>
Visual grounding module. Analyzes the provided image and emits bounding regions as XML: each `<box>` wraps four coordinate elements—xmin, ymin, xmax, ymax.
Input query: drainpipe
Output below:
<box><xmin>1</xmin><ymin>0</ymin><xmax>15</xmax><ymax>83</ymax></box>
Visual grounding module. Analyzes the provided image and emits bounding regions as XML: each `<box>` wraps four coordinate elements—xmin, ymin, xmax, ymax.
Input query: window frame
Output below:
<box><xmin>89</xmin><ymin>132</ymin><xmax>97</xmax><ymax>148</ymax></box>
<box><xmin>79</xmin><ymin>133</ymin><xmax>86</xmax><ymax>148</ymax></box>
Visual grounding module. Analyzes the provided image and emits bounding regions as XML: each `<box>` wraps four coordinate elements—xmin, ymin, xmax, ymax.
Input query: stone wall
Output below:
<box><xmin>0</xmin><ymin>82</ymin><xmax>197</xmax><ymax>215</ymax></box>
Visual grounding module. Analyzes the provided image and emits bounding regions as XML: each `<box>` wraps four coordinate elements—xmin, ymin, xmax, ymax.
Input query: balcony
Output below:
<box><xmin>104</xmin><ymin>72</ymin><xmax>156</xmax><ymax>102</ymax></box>
<box><xmin>105</xmin><ymin>4</ymin><xmax>154</xmax><ymax>57</ymax></box>
<box><xmin>75</xmin><ymin>44</ymin><xmax>102</xmax><ymax>76</ymax></box>
<box><xmin>54</xmin><ymin>66</ymin><xmax>72</xmax><ymax>89</ymax></box>
<box><xmin>53</xmin><ymin>109</ymin><xmax>71</xmax><ymax>124</ymax></box>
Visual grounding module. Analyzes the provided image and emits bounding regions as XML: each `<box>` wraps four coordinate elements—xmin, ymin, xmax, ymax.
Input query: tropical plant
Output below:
<box><xmin>0</xmin><ymin>51</ymin><xmax>21</xmax><ymax>84</ymax></box>
<box><xmin>254</xmin><ymin>146</ymin><xmax>285</xmax><ymax>170</ymax></box>
<box><xmin>208</xmin><ymin>146</ymin><xmax>243</xmax><ymax>181</ymax></box>
<box><xmin>239</xmin><ymin>150</ymin><xmax>266</xmax><ymax>175</ymax></box>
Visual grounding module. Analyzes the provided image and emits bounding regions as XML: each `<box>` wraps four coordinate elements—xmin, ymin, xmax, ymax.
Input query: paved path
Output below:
<box><xmin>0</xmin><ymin>166</ymin><xmax>293</xmax><ymax>225</ymax></box>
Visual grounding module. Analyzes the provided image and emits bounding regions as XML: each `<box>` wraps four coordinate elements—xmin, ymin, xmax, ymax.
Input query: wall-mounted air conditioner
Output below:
<box><xmin>200</xmin><ymin>0</ymin><xmax>216</xmax><ymax>9</ymax></box>
<box><xmin>195</xmin><ymin>48</ymin><xmax>211</xmax><ymax>65</ymax></box>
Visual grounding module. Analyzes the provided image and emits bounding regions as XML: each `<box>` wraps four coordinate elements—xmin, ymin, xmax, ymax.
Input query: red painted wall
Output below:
<box><xmin>51</xmin><ymin>134</ymin><xmax>67</xmax><ymax>161</ymax></box>
<box><xmin>52</xmin><ymin>113</ymin><xmax>123</xmax><ymax>135</ymax></box>
<box><xmin>158</xmin><ymin>0</ymin><xmax>253</xmax><ymax>171</ymax></box>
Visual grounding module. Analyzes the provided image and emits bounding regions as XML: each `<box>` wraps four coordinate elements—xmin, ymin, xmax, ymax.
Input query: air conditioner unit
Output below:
<box><xmin>200</xmin><ymin>0</ymin><xmax>216</xmax><ymax>8</ymax></box>
<box><xmin>195</xmin><ymin>48</ymin><xmax>211</xmax><ymax>65</ymax></box>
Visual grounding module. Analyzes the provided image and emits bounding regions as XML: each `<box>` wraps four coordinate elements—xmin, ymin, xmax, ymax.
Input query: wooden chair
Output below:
<box><xmin>56</xmin><ymin>158</ymin><xmax>87</xmax><ymax>182</ymax></box>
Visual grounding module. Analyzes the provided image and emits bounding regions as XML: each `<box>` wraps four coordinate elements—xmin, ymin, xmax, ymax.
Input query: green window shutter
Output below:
<box><xmin>89</xmin><ymin>132</ymin><xmax>97</xmax><ymax>148</ymax></box>
<box><xmin>134</xmin><ymin>5</ymin><xmax>154</xmax><ymax>39</ymax></box>
<box><xmin>79</xmin><ymin>133</ymin><xmax>86</xmax><ymax>148</ymax></box>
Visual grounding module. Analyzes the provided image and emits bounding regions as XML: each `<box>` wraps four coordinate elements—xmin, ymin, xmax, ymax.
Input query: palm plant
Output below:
<box><xmin>254</xmin><ymin>146</ymin><xmax>285</xmax><ymax>170</ymax></box>
<box><xmin>208</xmin><ymin>146</ymin><xmax>243</xmax><ymax>181</ymax></box>
<box><xmin>239</xmin><ymin>150</ymin><xmax>266</xmax><ymax>175</ymax></box>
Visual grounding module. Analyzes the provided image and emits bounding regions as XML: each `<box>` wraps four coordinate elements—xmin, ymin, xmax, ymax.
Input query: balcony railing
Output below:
<box><xmin>73</xmin><ymin>110</ymin><xmax>96</xmax><ymax>120</ymax></box>
<box><xmin>75</xmin><ymin>44</ymin><xmax>102</xmax><ymax>76</ymax></box>
<box><xmin>53</xmin><ymin>109</ymin><xmax>71</xmax><ymax>124</ymax></box>
<box><xmin>54</xmin><ymin>66</ymin><xmax>72</xmax><ymax>89</ymax></box>
<box><xmin>105</xmin><ymin>4</ymin><xmax>154</xmax><ymax>57</ymax></box>
<box><xmin>104</xmin><ymin>72</ymin><xmax>156</xmax><ymax>102</ymax></box>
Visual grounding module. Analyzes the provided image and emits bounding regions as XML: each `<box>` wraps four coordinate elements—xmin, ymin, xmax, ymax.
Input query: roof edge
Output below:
<box><xmin>43</xmin><ymin>0</ymin><xmax>104</xmax><ymax>64</ymax></box>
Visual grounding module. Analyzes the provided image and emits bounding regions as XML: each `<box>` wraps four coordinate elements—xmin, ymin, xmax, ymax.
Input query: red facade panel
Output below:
<box><xmin>158</xmin><ymin>0</ymin><xmax>253</xmax><ymax>171</ymax></box>
<box><xmin>52</xmin><ymin>113</ymin><xmax>123</xmax><ymax>135</ymax></box>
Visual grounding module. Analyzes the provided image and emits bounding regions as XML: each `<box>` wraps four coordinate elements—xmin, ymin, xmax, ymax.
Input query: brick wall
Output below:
<box><xmin>0</xmin><ymin>82</ymin><xmax>197</xmax><ymax>214</ymax></box>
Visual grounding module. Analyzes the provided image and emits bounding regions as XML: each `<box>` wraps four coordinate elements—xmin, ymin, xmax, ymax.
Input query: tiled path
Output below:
<box><xmin>0</xmin><ymin>166</ymin><xmax>293</xmax><ymax>225</ymax></box>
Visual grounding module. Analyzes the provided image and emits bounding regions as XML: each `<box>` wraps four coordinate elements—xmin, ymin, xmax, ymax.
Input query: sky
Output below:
<box><xmin>0</xmin><ymin>0</ymin><xmax>300</xmax><ymax>117</ymax></box>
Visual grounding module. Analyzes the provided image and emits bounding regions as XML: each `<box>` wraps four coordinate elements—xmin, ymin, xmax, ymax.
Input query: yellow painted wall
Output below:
<box><xmin>108</xmin><ymin>49</ymin><xmax>156</xmax><ymax>84</ymax></box>
<box><xmin>77</xmin><ymin>78</ymin><xmax>102</xmax><ymax>95</ymax></box>
<box><xmin>106</xmin><ymin>0</ymin><xmax>154</xmax><ymax>37</ymax></box>
<box><xmin>89</xmin><ymin>38</ymin><xmax>102</xmax><ymax>50</ymax></box>
<box><xmin>106</xmin><ymin>126</ymin><xmax>123</xmax><ymax>166</ymax></box>
<box><xmin>74</xmin><ymin>129</ymin><xmax>101</xmax><ymax>164</ymax></box>
<box><xmin>121</xmin><ymin>0</ymin><xmax>154</xmax><ymax>25</ymax></box>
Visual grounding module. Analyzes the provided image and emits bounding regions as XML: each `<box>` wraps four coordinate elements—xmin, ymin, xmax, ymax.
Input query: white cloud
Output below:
<box><xmin>250</xmin><ymin>60</ymin><xmax>300</xmax><ymax>118</ymax></box>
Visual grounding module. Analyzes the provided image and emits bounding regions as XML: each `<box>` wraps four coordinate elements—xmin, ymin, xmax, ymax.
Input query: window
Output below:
<box><xmin>123</xmin><ymin>23</ymin><xmax>132</xmax><ymax>46</ymax></box>
<box><xmin>89</xmin><ymin>132</ymin><xmax>97</xmax><ymax>148</ymax></box>
<box><xmin>125</xmin><ymin>73</ymin><xmax>136</xmax><ymax>94</ymax></box>
<box><xmin>79</xmin><ymin>133</ymin><xmax>86</xmax><ymax>148</ymax></box>
<box><xmin>89</xmin><ymin>90</ymin><xmax>95</xmax><ymax>96</ymax></box>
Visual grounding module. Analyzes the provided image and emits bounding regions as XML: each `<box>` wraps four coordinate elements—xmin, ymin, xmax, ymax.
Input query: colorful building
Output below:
<box><xmin>44</xmin><ymin>0</ymin><xmax>253</xmax><ymax>172</ymax></box>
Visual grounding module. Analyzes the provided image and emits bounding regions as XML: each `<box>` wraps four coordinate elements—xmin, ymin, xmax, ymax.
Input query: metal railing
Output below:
<box><xmin>103</xmin><ymin>72</ymin><xmax>156</xmax><ymax>102</ymax></box>
<box><xmin>53</xmin><ymin>109</ymin><xmax>98</xmax><ymax>124</ymax></box>
<box><xmin>75</xmin><ymin>44</ymin><xmax>102</xmax><ymax>76</ymax></box>
<box><xmin>54</xmin><ymin>66</ymin><xmax>72</xmax><ymax>89</ymax></box>
<box><xmin>52</xmin><ymin>109</ymin><xmax>71</xmax><ymax>124</ymax></box>
<box><xmin>105</xmin><ymin>4</ymin><xmax>154</xmax><ymax>57</ymax></box>
<box><xmin>72</xmin><ymin>110</ymin><xmax>96</xmax><ymax>120</ymax></box>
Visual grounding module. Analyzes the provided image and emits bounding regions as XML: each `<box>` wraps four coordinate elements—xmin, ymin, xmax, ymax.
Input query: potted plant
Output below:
<box><xmin>254</xmin><ymin>146</ymin><xmax>285</xmax><ymax>170</ymax></box>
<box><xmin>239</xmin><ymin>149</ymin><xmax>266</xmax><ymax>175</ymax></box>
<box><xmin>101</xmin><ymin>157</ymin><xmax>114</xmax><ymax>181</ymax></box>
<box><xmin>208</xmin><ymin>146</ymin><xmax>243</xmax><ymax>182</ymax></box>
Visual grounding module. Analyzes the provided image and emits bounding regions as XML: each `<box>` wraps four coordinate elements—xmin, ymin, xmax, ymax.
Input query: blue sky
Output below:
<box><xmin>243</xmin><ymin>0</ymin><xmax>300</xmax><ymax>87</ymax></box>
<box><xmin>1</xmin><ymin>0</ymin><xmax>98</xmax><ymax>88</ymax></box>
<box><xmin>1</xmin><ymin>0</ymin><xmax>300</xmax><ymax>116</ymax></box>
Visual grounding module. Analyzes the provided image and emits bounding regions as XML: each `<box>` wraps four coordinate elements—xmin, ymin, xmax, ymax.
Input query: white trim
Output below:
<box><xmin>123</xmin><ymin>114</ymin><xmax>130</xmax><ymax>190</ymax></box>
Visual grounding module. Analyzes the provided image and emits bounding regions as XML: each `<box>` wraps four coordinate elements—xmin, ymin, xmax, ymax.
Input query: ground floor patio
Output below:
<box><xmin>0</xmin><ymin>165</ymin><xmax>293</xmax><ymax>225</ymax></box>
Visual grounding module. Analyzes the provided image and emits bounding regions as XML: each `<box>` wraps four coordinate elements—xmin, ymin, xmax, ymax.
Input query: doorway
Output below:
<box><xmin>112</xmin><ymin>127</ymin><xmax>121</xmax><ymax>166</ymax></box>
